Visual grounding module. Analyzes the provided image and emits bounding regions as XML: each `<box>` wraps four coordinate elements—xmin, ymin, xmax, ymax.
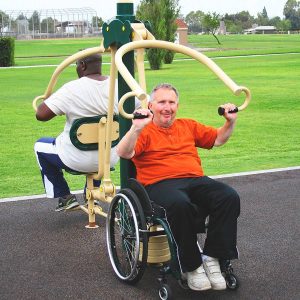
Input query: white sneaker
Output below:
<box><xmin>187</xmin><ymin>265</ymin><xmax>212</xmax><ymax>291</ymax></box>
<box><xmin>202</xmin><ymin>257</ymin><xmax>226</xmax><ymax>290</ymax></box>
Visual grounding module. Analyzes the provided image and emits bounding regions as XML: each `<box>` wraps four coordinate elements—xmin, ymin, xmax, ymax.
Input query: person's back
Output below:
<box><xmin>46</xmin><ymin>75</ymin><xmax>119</xmax><ymax>172</ymax></box>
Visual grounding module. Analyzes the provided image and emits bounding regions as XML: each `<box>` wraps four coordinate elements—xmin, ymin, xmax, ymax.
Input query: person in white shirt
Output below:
<box><xmin>34</xmin><ymin>54</ymin><xmax>119</xmax><ymax>211</ymax></box>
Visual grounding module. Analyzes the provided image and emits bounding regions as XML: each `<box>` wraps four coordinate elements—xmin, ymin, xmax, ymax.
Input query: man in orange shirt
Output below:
<box><xmin>117</xmin><ymin>83</ymin><xmax>240</xmax><ymax>292</ymax></box>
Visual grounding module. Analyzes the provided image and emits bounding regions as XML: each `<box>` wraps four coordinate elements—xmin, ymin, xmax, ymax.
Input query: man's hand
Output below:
<box><xmin>116</xmin><ymin>109</ymin><xmax>153</xmax><ymax>159</ymax></box>
<box><xmin>219</xmin><ymin>103</ymin><xmax>238</xmax><ymax>122</ymax></box>
<box><xmin>132</xmin><ymin>108</ymin><xmax>153</xmax><ymax>130</ymax></box>
<box><xmin>214</xmin><ymin>103</ymin><xmax>238</xmax><ymax>147</ymax></box>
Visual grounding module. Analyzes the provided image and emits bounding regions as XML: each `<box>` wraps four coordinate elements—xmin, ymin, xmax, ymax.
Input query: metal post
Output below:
<box><xmin>102</xmin><ymin>1</ymin><xmax>136</xmax><ymax>188</ymax></box>
<box><xmin>116</xmin><ymin>1</ymin><xmax>136</xmax><ymax>188</ymax></box>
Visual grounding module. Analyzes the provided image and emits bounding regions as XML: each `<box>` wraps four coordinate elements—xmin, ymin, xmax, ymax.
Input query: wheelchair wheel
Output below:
<box><xmin>225</xmin><ymin>273</ymin><xmax>239</xmax><ymax>290</ymax></box>
<box><xmin>106</xmin><ymin>188</ymin><xmax>148</xmax><ymax>284</ymax></box>
<box><xmin>219</xmin><ymin>259</ymin><xmax>239</xmax><ymax>290</ymax></box>
<box><xmin>158</xmin><ymin>283</ymin><xmax>172</xmax><ymax>300</ymax></box>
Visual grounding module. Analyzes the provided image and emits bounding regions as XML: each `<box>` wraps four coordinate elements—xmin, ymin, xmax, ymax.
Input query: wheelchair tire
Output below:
<box><xmin>159</xmin><ymin>283</ymin><xmax>172</xmax><ymax>300</ymax></box>
<box><xmin>225</xmin><ymin>273</ymin><xmax>239</xmax><ymax>290</ymax></box>
<box><xmin>106</xmin><ymin>188</ymin><xmax>148</xmax><ymax>284</ymax></box>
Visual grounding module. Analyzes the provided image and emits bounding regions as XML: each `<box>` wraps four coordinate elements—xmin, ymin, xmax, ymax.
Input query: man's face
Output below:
<box><xmin>149</xmin><ymin>88</ymin><xmax>179</xmax><ymax>128</ymax></box>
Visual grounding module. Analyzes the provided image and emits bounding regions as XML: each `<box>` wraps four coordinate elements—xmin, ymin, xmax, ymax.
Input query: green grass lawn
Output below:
<box><xmin>187</xmin><ymin>34</ymin><xmax>300</xmax><ymax>57</ymax></box>
<box><xmin>14</xmin><ymin>34</ymin><xmax>300</xmax><ymax>66</ymax></box>
<box><xmin>15</xmin><ymin>37</ymin><xmax>103</xmax><ymax>57</ymax></box>
<box><xmin>14</xmin><ymin>37</ymin><xmax>112</xmax><ymax>66</ymax></box>
<box><xmin>0</xmin><ymin>34</ymin><xmax>299</xmax><ymax>198</ymax></box>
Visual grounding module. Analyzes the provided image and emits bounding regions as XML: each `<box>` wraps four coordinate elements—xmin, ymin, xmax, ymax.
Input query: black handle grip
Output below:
<box><xmin>133</xmin><ymin>112</ymin><xmax>148</xmax><ymax>119</ymax></box>
<box><xmin>218</xmin><ymin>106</ymin><xmax>238</xmax><ymax>116</ymax></box>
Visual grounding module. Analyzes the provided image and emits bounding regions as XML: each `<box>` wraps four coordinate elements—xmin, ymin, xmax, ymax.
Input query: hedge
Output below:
<box><xmin>0</xmin><ymin>37</ymin><xmax>15</xmax><ymax>67</ymax></box>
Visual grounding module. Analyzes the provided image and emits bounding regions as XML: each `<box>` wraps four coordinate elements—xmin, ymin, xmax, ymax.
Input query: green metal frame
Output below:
<box><xmin>153</xmin><ymin>217</ymin><xmax>182</xmax><ymax>280</ymax></box>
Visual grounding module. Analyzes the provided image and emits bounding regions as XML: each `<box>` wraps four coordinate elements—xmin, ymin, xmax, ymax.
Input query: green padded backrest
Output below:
<box><xmin>69</xmin><ymin>115</ymin><xmax>119</xmax><ymax>151</ymax></box>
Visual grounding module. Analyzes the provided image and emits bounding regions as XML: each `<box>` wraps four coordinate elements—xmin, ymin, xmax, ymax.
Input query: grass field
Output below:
<box><xmin>0</xmin><ymin>34</ymin><xmax>299</xmax><ymax>198</ymax></box>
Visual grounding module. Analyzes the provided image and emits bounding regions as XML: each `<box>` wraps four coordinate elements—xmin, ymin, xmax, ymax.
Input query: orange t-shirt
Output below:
<box><xmin>132</xmin><ymin>119</ymin><xmax>218</xmax><ymax>186</ymax></box>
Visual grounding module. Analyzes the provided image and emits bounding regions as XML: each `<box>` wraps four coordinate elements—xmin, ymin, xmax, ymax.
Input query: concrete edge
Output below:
<box><xmin>1</xmin><ymin>166</ymin><xmax>300</xmax><ymax>203</ymax></box>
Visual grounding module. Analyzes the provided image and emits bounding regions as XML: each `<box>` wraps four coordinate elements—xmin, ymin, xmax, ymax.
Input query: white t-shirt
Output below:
<box><xmin>45</xmin><ymin>76</ymin><xmax>119</xmax><ymax>172</ymax></box>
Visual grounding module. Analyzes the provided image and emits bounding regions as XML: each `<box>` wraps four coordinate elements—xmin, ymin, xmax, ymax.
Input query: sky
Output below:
<box><xmin>1</xmin><ymin>0</ymin><xmax>287</xmax><ymax>19</ymax></box>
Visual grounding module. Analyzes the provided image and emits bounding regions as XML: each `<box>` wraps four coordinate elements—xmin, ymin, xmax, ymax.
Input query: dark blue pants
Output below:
<box><xmin>34</xmin><ymin>137</ymin><xmax>100</xmax><ymax>198</ymax></box>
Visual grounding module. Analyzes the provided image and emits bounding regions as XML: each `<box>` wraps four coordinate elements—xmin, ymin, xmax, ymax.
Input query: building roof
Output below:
<box><xmin>245</xmin><ymin>25</ymin><xmax>276</xmax><ymax>32</ymax></box>
<box><xmin>255</xmin><ymin>26</ymin><xmax>276</xmax><ymax>30</ymax></box>
<box><xmin>175</xmin><ymin>19</ymin><xmax>188</xmax><ymax>29</ymax></box>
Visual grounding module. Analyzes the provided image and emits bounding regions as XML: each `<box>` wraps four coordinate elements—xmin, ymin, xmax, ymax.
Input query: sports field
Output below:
<box><xmin>0</xmin><ymin>34</ymin><xmax>299</xmax><ymax>198</ymax></box>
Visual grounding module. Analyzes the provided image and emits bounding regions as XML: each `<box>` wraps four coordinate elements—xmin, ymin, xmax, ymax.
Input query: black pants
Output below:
<box><xmin>145</xmin><ymin>177</ymin><xmax>240</xmax><ymax>272</ymax></box>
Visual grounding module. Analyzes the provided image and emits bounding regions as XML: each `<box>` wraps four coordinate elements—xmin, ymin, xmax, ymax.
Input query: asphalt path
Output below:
<box><xmin>0</xmin><ymin>169</ymin><xmax>299</xmax><ymax>300</ymax></box>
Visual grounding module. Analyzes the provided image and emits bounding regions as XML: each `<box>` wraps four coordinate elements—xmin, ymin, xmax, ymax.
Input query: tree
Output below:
<box><xmin>28</xmin><ymin>11</ymin><xmax>40</xmax><ymax>32</ymax></box>
<box><xmin>256</xmin><ymin>7</ymin><xmax>270</xmax><ymax>26</ymax></box>
<box><xmin>185</xmin><ymin>10</ymin><xmax>205</xmax><ymax>33</ymax></box>
<box><xmin>136</xmin><ymin>0</ymin><xmax>180</xmax><ymax>69</ymax></box>
<box><xmin>16</xmin><ymin>13</ymin><xmax>26</xmax><ymax>20</ymax></box>
<box><xmin>162</xmin><ymin>0</ymin><xmax>180</xmax><ymax>64</ymax></box>
<box><xmin>223</xmin><ymin>11</ymin><xmax>254</xmax><ymax>33</ymax></box>
<box><xmin>16</xmin><ymin>13</ymin><xmax>28</xmax><ymax>34</ymax></box>
<box><xmin>92</xmin><ymin>16</ymin><xmax>104</xmax><ymax>30</ymax></box>
<box><xmin>202</xmin><ymin>12</ymin><xmax>221</xmax><ymax>45</ymax></box>
<box><xmin>0</xmin><ymin>11</ymin><xmax>10</xmax><ymax>35</ymax></box>
<box><xmin>283</xmin><ymin>0</ymin><xmax>300</xmax><ymax>30</ymax></box>
<box><xmin>236</xmin><ymin>11</ymin><xmax>255</xmax><ymax>29</ymax></box>
<box><xmin>262</xmin><ymin>6</ymin><xmax>269</xmax><ymax>19</ymax></box>
<box><xmin>269</xmin><ymin>16</ymin><xmax>281</xmax><ymax>27</ymax></box>
<box><xmin>225</xmin><ymin>20</ymin><xmax>243</xmax><ymax>33</ymax></box>
<box><xmin>277</xmin><ymin>19</ymin><xmax>292</xmax><ymax>32</ymax></box>
<box><xmin>137</xmin><ymin>0</ymin><xmax>165</xmax><ymax>69</ymax></box>
<box><xmin>41</xmin><ymin>17</ymin><xmax>58</xmax><ymax>34</ymax></box>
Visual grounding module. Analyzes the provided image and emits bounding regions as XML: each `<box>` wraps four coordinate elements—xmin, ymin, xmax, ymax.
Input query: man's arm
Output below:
<box><xmin>36</xmin><ymin>102</ymin><xmax>56</xmax><ymax>121</ymax></box>
<box><xmin>214</xmin><ymin>103</ymin><xmax>238</xmax><ymax>147</ymax></box>
<box><xmin>116</xmin><ymin>109</ymin><xmax>153</xmax><ymax>159</ymax></box>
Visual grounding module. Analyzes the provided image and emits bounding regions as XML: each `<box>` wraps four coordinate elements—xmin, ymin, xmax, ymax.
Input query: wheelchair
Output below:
<box><xmin>106</xmin><ymin>178</ymin><xmax>239</xmax><ymax>299</ymax></box>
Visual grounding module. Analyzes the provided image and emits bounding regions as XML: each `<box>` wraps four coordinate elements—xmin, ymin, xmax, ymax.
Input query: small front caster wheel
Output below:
<box><xmin>225</xmin><ymin>273</ymin><xmax>239</xmax><ymax>290</ymax></box>
<box><xmin>159</xmin><ymin>283</ymin><xmax>172</xmax><ymax>300</ymax></box>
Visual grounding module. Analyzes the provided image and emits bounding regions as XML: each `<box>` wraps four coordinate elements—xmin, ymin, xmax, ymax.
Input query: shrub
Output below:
<box><xmin>0</xmin><ymin>37</ymin><xmax>15</xmax><ymax>67</ymax></box>
<box><xmin>163</xmin><ymin>50</ymin><xmax>175</xmax><ymax>64</ymax></box>
<box><xmin>146</xmin><ymin>48</ymin><xmax>164</xmax><ymax>70</ymax></box>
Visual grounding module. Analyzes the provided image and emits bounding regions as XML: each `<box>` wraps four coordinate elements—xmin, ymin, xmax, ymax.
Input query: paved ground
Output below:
<box><xmin>0</xmin><ymin>169</ymin><xmax>299</xmax><ymax>300</ymax></box>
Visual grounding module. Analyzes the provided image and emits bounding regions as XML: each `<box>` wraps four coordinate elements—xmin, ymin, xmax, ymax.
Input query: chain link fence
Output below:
<box><xmin>0</xmin><ymin>7</ymin><xmax>101</xmax><ymax>39</ymax></box>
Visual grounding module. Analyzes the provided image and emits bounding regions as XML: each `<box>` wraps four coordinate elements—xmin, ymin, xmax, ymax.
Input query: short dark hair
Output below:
<box><xmin>76</xmin><ymin>53</ymin><xmax>102</xmax><ymax>66</ymax></box>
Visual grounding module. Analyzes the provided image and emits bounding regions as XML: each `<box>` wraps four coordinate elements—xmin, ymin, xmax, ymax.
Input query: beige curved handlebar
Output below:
<box><xmin>118</xmin><ymin>91</ymin><xmax>140</xmax><ymax>119</ymax></box>
<box><xmin>115</xmin><ymin>40</ymin><xmax>251</xmax><ymax>118</ymax></box>
<box><xmin>32</xmin><ymin>46</ymin><xmax>105</xmax><ymax>111</ymax></box>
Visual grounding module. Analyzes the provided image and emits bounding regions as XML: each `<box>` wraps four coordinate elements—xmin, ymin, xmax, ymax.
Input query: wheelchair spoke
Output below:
<box><xmin>123</xmin><ymin>239</ymin><xmax>137</xmax><ymax>268</ymax></box>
